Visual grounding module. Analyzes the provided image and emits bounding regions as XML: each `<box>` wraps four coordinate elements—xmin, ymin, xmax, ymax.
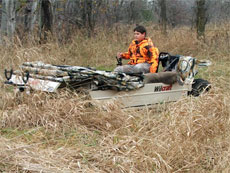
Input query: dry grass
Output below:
<box><xmin>0</xmin><ymin>24</ymin><xmax>230</xmax><ymax>172</ymax></box>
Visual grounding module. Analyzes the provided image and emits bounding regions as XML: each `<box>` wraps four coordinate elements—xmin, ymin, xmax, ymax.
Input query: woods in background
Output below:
<box><xmin>0</xmin><ymin>0</ymin><xmax>230</xmax><ymax>44</ymax></box>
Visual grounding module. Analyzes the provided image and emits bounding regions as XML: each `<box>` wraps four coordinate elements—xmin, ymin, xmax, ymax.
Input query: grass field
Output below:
<box><xmin>0</xmin><ymin>24</ymin><xmax>230</xmax><ymax>172</ymax></box>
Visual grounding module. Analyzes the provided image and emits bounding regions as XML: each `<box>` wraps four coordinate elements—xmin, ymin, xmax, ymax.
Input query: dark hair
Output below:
<box><xmin>133</xmin><ymin>25</ymin><xmax>147</xmax><ymax>35</ymax></box>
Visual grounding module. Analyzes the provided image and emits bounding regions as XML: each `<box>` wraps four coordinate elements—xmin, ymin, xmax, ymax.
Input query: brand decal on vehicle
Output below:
<box><xmin>154</xmin><ymin>85</ymin><xmax>172</xmax><ymax>92</ymax></box>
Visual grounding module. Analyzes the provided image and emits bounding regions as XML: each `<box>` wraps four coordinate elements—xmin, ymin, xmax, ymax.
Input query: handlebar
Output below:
<box><xmin>22</xmin><ymin>71</ymin><xmax>30</xmax><ymax>84</ymax></box>
<box><xmin>5</xmin><ymin>69</ymin><xmax>13</xmax><ymax>80</ymax></box>
<box><xmin>116</xmin><ymin>56</ymin><xmax>122</xmax><ymax>66</ymax></box>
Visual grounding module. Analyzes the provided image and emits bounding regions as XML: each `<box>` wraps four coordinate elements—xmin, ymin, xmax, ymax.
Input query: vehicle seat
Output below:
<box><xmin>156</xmin><ymin>52</ymin><xmax>180</xmax><ymax>72</ymax></box>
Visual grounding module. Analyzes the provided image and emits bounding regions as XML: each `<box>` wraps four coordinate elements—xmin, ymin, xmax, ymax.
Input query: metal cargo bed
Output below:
<box><xmin>90</xmin><ymin>82</ymin><xmax>190</xmax><ymax>107</ymax></box>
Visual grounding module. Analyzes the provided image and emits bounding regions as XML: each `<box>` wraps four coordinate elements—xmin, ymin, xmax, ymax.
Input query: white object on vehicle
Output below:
<box><xmin>9</xmin><ymin>74</ymin><xmax>61</xmax><ymax>92</ymax></box>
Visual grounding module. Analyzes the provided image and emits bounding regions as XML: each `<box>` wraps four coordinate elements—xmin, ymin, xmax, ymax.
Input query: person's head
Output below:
<box><xmin>133</xmin><ymin>25</ymin><xmax>147</xmax><ymax>42</ymax></box>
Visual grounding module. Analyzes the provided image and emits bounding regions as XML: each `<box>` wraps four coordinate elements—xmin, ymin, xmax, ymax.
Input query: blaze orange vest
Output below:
<box><xmin>121</xmin><ymin>38</ymin><xmax>159</xmax><ymax>73</ymax></box>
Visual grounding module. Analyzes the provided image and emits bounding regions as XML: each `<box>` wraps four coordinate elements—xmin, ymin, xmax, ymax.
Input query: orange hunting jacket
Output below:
<box><xmin>121</xmin><ymin>38</ymin><xmax>159</xmax><ymax>73</ymax></box>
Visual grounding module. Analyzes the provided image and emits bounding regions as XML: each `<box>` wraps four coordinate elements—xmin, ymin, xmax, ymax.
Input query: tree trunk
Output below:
<box><xmin>0</xmin><ymin>0</ymin><xmax>17</xmax><ymax>43</ymax></box>
<box><xmin>81</xmin><ymin>0</ymin><xmax>94</xmax><ymax>37</ymax></box>
<box><xmin>24</xmin><ymin>0</ymin><xmax>38</xmax><ymax>33</ymax></box>
<box><xmin>196</xmin><ymin>0</ymin><xmax>207</xmax><ymax>40</ymax></box>
<box><xmin>39</xmin><ymin>0</ymin><xmax>53</xmax><ymax>42</ymax></box>
<box><xmin>129</xmin><ymin>1</ymin><xmax>135</xmax><ymax>23</ymax></box>
<box><xmin>159</xmin><ymin>0</ymin><xmax>167</xmax><ymax>34</ymax></box>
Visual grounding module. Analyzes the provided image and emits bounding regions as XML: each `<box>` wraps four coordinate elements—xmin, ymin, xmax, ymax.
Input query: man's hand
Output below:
<box><xmin>117</xmin><ymin>52</ymin><xmax>122</xmax><ymax>59</ymax></box>
<box><xmin>116</xmin><ymin>53</ymin><xmax>123</xmax><ymax>66</ymax></box>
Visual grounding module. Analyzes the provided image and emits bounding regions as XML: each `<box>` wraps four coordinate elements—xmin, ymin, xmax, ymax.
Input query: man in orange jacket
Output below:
<box><xmin>114</xmin><ymin>25</ymin><xmax>159</xmax><ymax>74</ymax></box>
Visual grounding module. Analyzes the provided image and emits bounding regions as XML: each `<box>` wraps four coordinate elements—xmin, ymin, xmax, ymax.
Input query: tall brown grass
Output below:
<box><xmin>0</xmin><ymin>24</ymin><xmax>230</xmax><ymax>172</ymax></box>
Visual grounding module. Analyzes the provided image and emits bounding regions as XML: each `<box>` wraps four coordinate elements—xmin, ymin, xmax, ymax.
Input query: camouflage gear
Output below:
<box><xmin>20</xmin><ymin>61</ymin><xmax>144</xmax><ymax>90</ymax></box>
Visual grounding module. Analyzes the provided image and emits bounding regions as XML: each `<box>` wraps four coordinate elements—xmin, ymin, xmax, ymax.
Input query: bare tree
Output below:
<box><xmin>166</xmin><ymin>0</ymin><xmax>190</xmax><ymax>27</ymax></box>
<box><xmin>3</xmin><ymin>0</ymin><xmax>227</xmax><ymax>45</ymax></box>
<box><xmin>24</xmin><ymin>0</ymin><xmax>38</xmax><ymax>33</ymax></box>
<box><xmin>129</xmin><ymin>1</ymin><xmax>137</xmax><ymax>23</ymax></box>
<box><xmin>114</xmin><ymin>0</ymin><xmax>124</xmax><ymax>23</ymax></box>
<box><xmin>39</xmin><ymin>0</ymin><xmax>53</xmax><ymax>41</ymax></box>
<box><xmin>220</xmin><ymin>1</ymin><xmax>230</xmax><ymax>22</ymax></box>
<box><xmin>0</xmin><ymin>0</ymin><xmax>17</xmax><ymax>43</ymax></box>
<box><xmin>196</xmin><ymin>0</ymin><xmax>207</xmax><ymax>40</ymax></box>
<box><xmin>80</xmin><ymin>0</ymin><xmax>94</xmax><ymax>37</ymax></box>
<box><xmin>158</xmin><ymin>0</ymin><xmax>167</xmax><ymax>34</ymax></box>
